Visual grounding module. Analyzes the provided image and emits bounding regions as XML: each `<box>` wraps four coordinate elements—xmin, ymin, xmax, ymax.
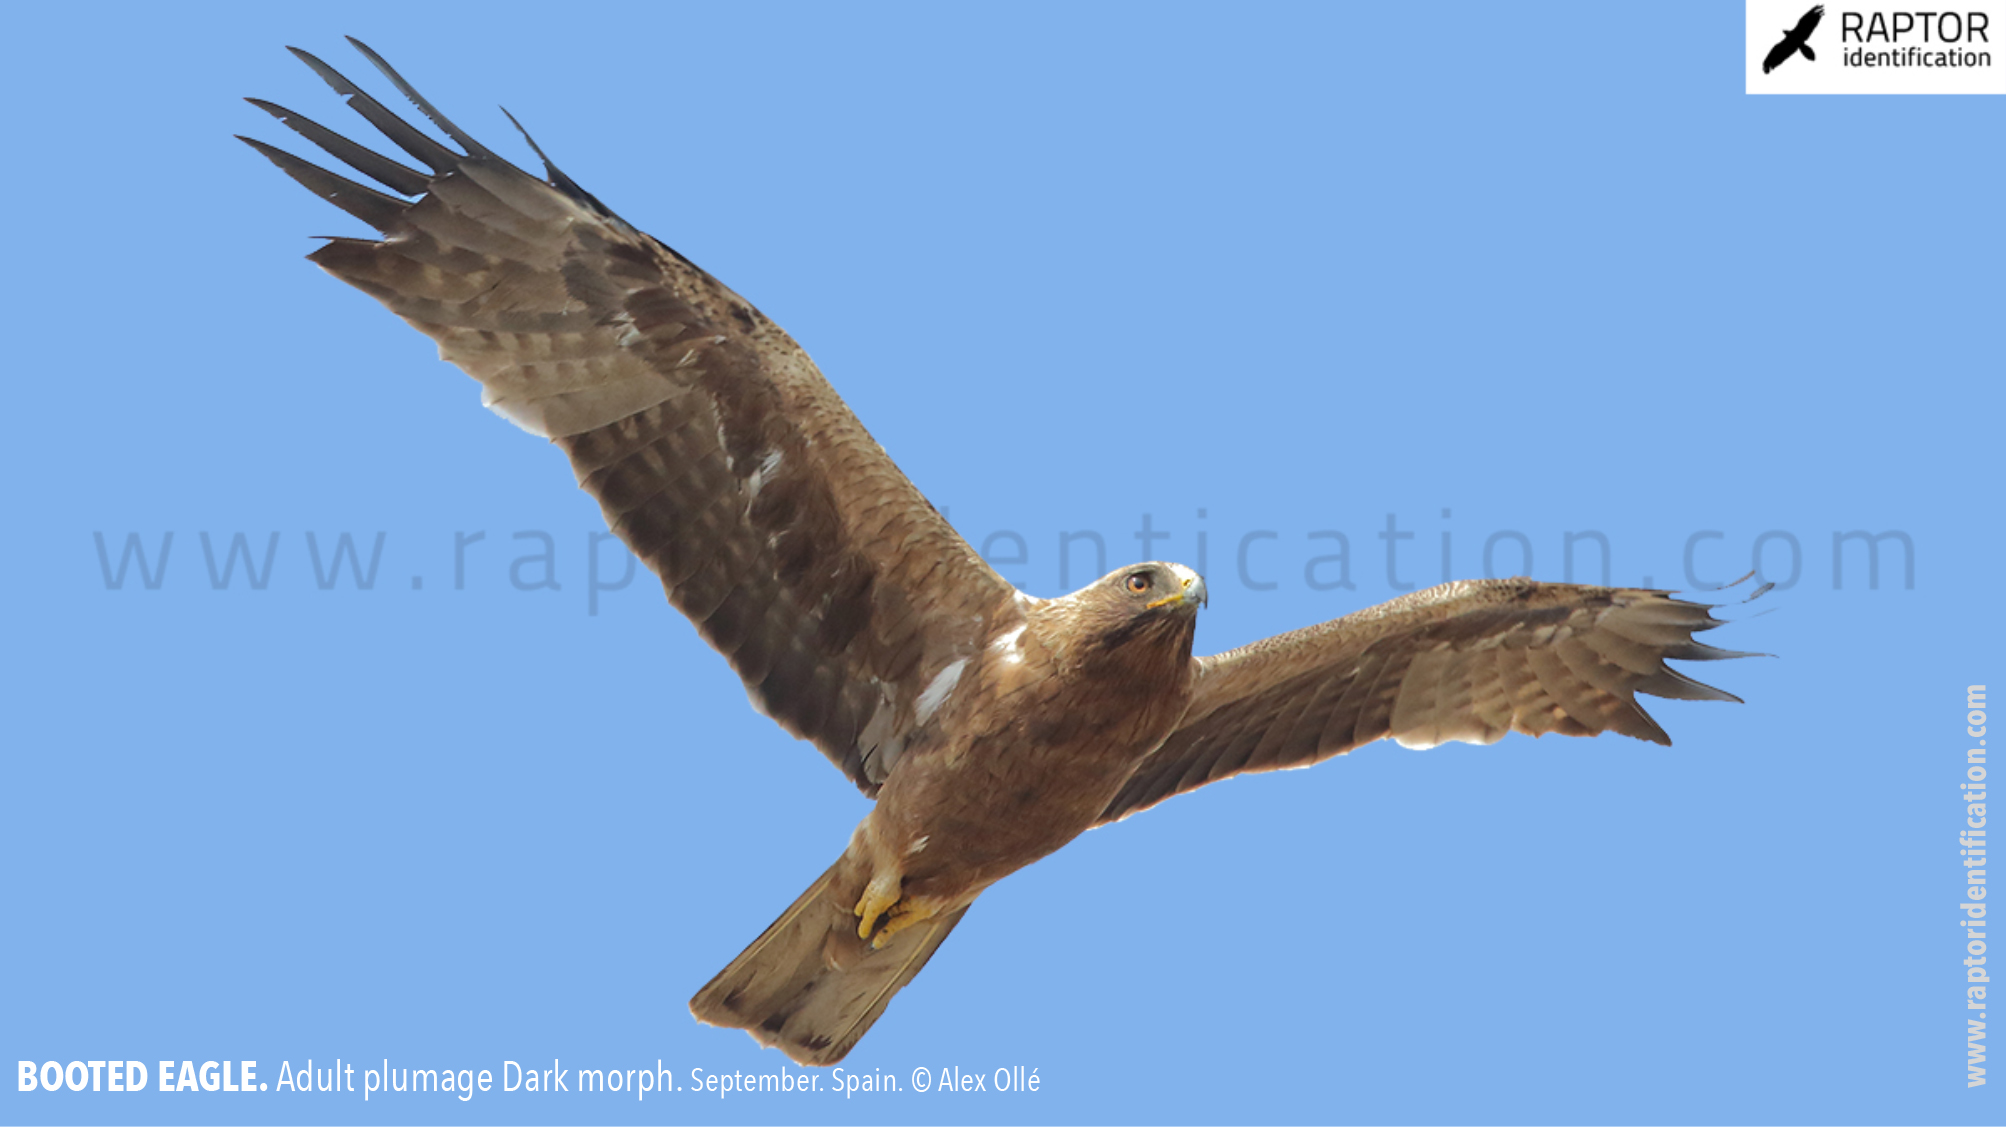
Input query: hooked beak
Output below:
<box><xmin>1146</xmin><ymin>565</ymin><xmax>1208</xmax><ymax>611</ymax></box>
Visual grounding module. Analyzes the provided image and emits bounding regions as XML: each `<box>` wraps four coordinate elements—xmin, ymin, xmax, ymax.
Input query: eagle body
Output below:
<box><xmin>867</xmin><ymin>568</ymin><xmax>1201</xmax><ymax>900</ymax></box>
<box><xmin>247</xmin><ymin>41</ymin><xmax>1761</xmax><ymax>1066</ymax></box>
<box><xmin>689</xmin><ymin>564</ymin><xmax>1203</xmax><ymax>1063</ymax></box>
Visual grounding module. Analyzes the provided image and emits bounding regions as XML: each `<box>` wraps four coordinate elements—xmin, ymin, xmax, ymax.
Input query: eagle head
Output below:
<box><xmin>1113</xmin><ymin>561</ymin><xmax>1208</xmax><ymax>614</ymax></box>
<box><xmin>1055</xmin><ymin>560</ymin><xmax>1207</xmax><ymax>664</ymax></box>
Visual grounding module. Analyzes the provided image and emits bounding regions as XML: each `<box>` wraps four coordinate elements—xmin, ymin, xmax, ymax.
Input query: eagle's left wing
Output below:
<box><xmin>1099</xmin><ymin>579</ymin><xmax>1757</xmax><ymax>824</ymax></box>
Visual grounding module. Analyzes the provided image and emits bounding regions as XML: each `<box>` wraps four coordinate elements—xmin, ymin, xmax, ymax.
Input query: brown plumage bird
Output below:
<box><xmin>245</xmin><ymin>40</ymin><xmax>1758</xmax><ymax>1066</ymax></box>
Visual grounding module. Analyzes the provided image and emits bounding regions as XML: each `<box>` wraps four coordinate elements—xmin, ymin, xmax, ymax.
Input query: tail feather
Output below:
<box><xmin>690</xmin><ymin>856</ymin><xmax>969</xmax><ymax>1066</ymax></box>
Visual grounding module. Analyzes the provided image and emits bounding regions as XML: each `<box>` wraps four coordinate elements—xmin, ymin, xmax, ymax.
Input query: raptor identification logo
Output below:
<box><xmin>1746</xmin><ymin>1</ymin><xmax>2006</xmax><ymax>91</ymax></box>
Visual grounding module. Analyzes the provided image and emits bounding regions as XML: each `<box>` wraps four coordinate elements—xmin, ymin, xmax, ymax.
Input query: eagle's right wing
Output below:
<box><xmin>245</xmin><ymin>40</ymin><xmax>1019</xmax><ymax>795</ymax></box>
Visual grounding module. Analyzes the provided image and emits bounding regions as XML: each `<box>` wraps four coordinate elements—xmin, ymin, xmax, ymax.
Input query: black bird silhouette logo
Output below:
<box><xmin>1764</xmin><ymin>5</ymin><xmax>1825</xmax><ymax>73</ymax></box>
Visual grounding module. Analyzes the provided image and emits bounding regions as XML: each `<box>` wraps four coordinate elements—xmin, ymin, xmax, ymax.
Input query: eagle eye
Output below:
<box><xmin>1125</xmin><ymin>573</ymin><xmax>1152</xmax><ymax>594</ymax></box>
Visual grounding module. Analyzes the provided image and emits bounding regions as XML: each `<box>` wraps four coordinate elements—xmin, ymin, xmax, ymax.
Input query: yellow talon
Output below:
<box><xmin>854</xmin><ymin>873</ymin><xmax>902</xmax><ymax>941</ymax></box>
<box><xmin>870</xmin><ymin>903</ymin><xmax>936</xmax><ymax>949</ymax></box>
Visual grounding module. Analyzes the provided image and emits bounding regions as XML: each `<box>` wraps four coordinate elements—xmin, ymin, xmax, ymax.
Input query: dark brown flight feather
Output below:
<box><xmin>245</xmin><ymin>41</ymin><xmax>1017</xmax><ymax>796</ymax></box>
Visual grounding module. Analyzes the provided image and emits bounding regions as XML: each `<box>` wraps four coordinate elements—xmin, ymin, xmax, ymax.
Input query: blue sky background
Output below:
<box><xmin>3</xmin><ymin>2</ymin><xmax>1998</xmax><ymax>1124</ymax></box>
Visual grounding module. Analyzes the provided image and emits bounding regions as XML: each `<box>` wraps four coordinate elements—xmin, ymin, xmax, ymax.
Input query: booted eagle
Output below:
<box><xmin>245</xmin><ymin>40</ymin><xmax>1758</xmax><ymax>1066</ymax></box>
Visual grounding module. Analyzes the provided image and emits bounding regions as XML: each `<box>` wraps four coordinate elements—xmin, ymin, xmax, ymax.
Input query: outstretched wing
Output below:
<box><xmin>1762</xmin><ymin>37</ymin><xmax>1797</xmax><ymax>73</ymax></box>
<box><xmin>1100</xmin><ymin>579</ymin><xmax>1756</xmax><ymax>823</ymax></box>
<box><xmin>1793</xmin><ymin>5</ymin><xmax>1825</xmax><ymax>38</ymax></box>
<box><xmin>244</xmin><ymin>40</ymin><xmax>1018</xmax><ymax>794</ymax></box>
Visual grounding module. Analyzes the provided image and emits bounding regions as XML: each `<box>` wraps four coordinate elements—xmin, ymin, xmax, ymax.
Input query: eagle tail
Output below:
<box><xmin>1801</xmin><ymin>44</ymin><xmax>1816</xmax><ymax>62</ymax></box>
<box><xmin>690</xmin><ymin>855</ymin><xmax>969</xmax><ymax>1066</ymax></box>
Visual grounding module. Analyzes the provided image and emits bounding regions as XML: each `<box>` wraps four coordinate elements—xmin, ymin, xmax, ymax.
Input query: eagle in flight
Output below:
<box><xmin>1764</xmin><ymin>5</ymin><xmax>1825</xmax><ymax>73</ymax></box>
<box><xmin>246</xmin><ymin>40</ymin><xmax>1757</xmax><ymax>1066</ymax></box>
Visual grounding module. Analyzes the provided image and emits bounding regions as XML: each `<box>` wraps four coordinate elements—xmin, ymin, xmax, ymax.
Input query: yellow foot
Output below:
<box><xmin>854</xmin><ymin>873</ymin><xmax>902</xmax><ymax>941</ymax></box>
<box><xmin>870</xmin><ymin>901</ymin><xmax>939</xmax><ymax>949</ymax></box>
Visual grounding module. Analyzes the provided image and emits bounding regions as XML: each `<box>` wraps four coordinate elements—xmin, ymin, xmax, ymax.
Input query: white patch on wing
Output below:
<box><xmin>989</xmin><ymin>625</ymin><xmax>1027</xmax><ymax>665</ymax></box>
<box><xmin>914</xmin><ymin>658</ymin><xmax>968</xmax><ymax>725</ymax></box>
<box><xmin>906</xmin><ymin>835</ymin><xmax>930</xmax><ymax>857</ymax></box>
<box><xmin>1392</xmin><ymin>726</ymin><xmax>1506</xmax><ymax>751</ymax></box>
<box><xmin>485</xmin><ymin>395</ymin><xmax>552</xmax><ymax>437</ymax></box>
<box><xmin>747</xmin><ymin>449</ymin><xmax>783</xmax><ymax>499</ymax></box>
<box><xmin>714</xmin><ymin>420</ymin><xmax>735</xmax><ymax>472</ymax></box>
